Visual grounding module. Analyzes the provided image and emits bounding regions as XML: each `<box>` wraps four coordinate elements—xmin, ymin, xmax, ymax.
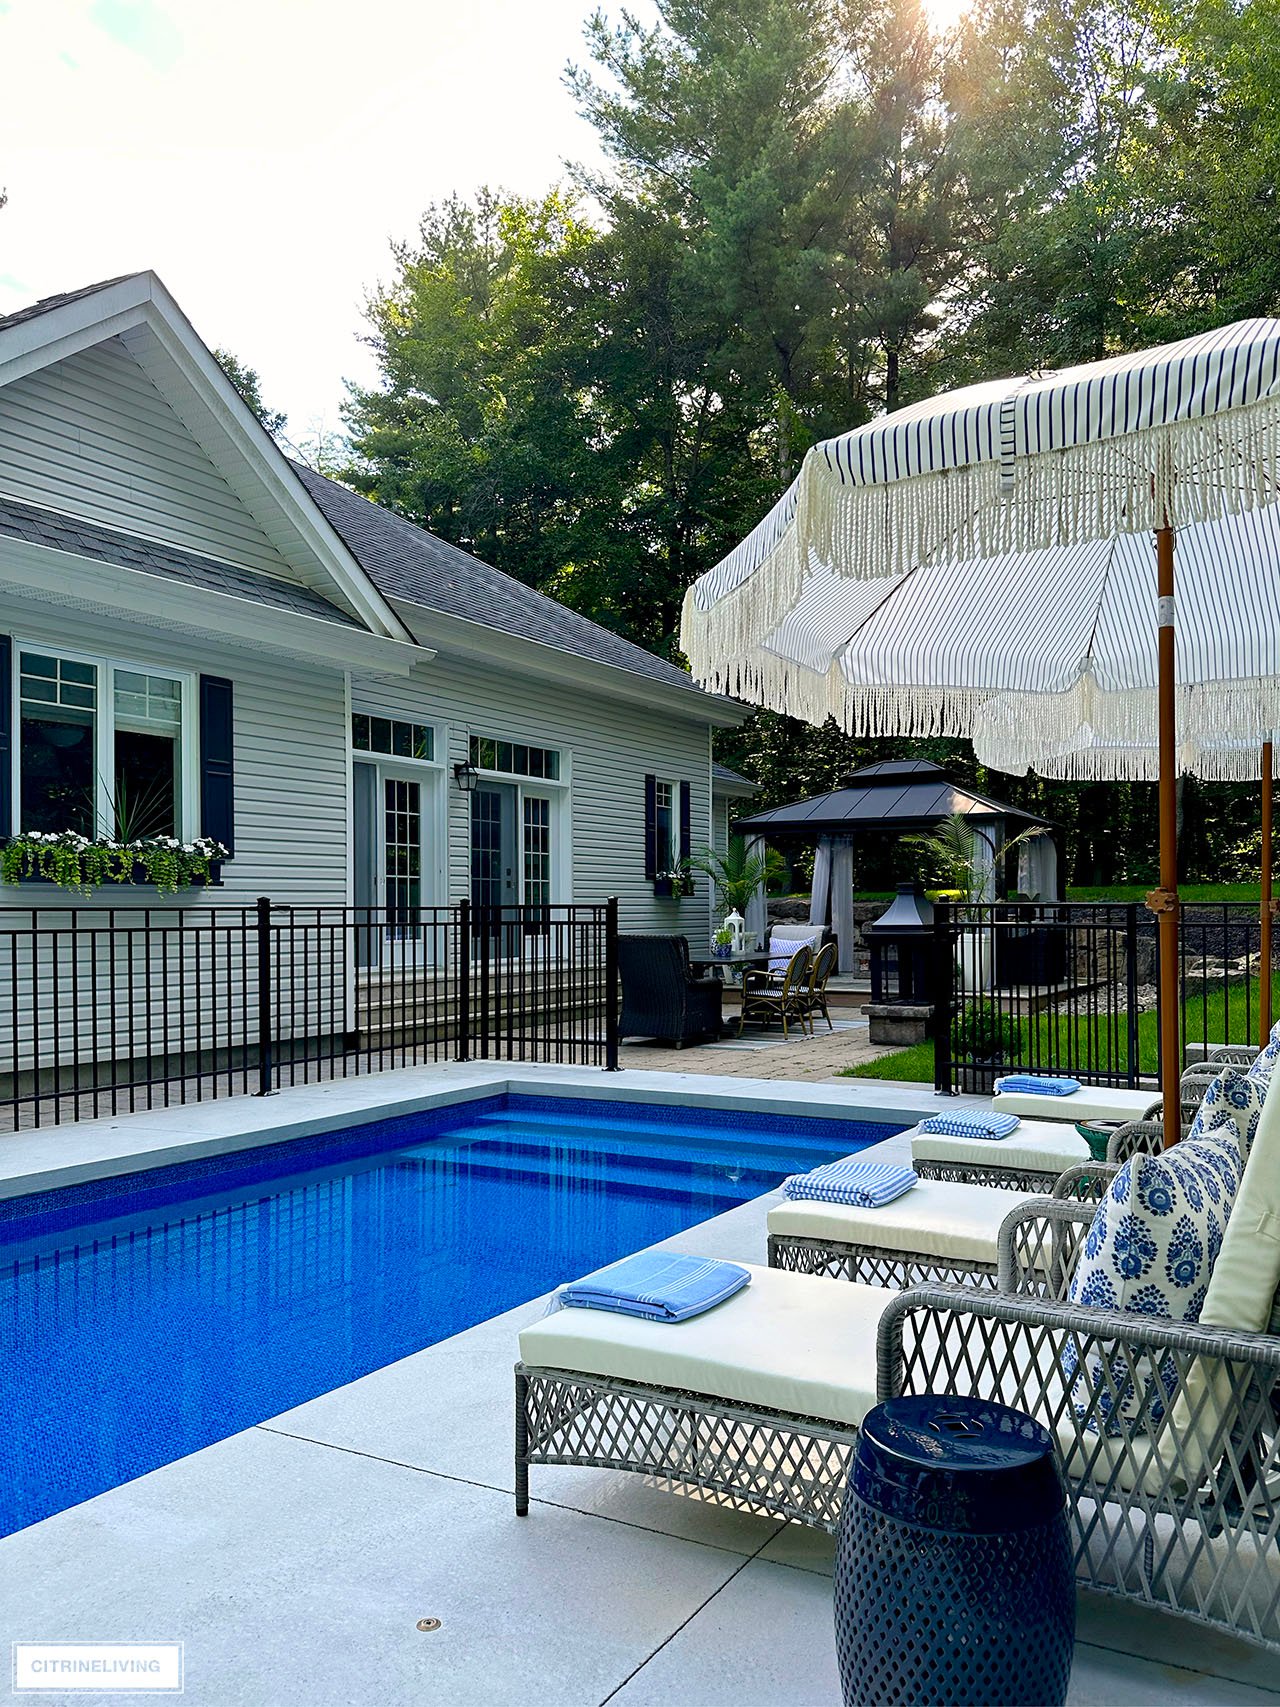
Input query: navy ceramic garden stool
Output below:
<box><xmin>834</xmin><ymin>1395</ymin><xmax>1074</xmax><ymax>1707</ymax></box>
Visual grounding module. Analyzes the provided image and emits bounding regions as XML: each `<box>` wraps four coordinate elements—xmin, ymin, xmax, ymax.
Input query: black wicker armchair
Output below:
<box><xmin>617</xmin><ymin>934</ymin><xmax>724</xmax><ymax>1047</ymax></box>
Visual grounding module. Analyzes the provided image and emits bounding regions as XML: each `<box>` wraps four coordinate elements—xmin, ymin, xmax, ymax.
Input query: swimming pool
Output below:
<box><xmin>0</xmin><ymin>1093</ymin><xmax>903</xmax><ymax>1536</ymax></box>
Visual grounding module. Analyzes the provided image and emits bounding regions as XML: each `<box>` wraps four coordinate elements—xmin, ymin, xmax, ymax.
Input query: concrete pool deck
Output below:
<box><xmin>1</xmin><ymin>1064</ymin><xmax>1276</xmax><ymax>1706</ymax></box>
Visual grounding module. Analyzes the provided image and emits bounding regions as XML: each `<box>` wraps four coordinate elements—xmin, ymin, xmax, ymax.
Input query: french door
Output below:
<box><xmin>470</xmin><ymin>783</ymin><xmax>558</xmax><ymax>953</ymax></box>
<box><xmin>354</xmin><ymin>761</ymin><xmax>434</xmax><ymax>968</ymax></box>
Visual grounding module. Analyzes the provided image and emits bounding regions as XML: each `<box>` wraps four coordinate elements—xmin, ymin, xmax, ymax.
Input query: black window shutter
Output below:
<box><xmin>643</xmin><ymin>773</ymin><xmax>657</xmax><ymax>878</ymax></box>
<box><xmin>199</xmin><ymin>674</ymin><xmax>235</xmax><ymax>854</ymax></box>
<box><xmin>0</xmin><ymin>636</ymin><xmax>10</xmax><ymax>837</ymax></box>
<box><xmin>679</xmin><ymin>780</ymin><xmax>692</xmax><ymax>862</ymax></box>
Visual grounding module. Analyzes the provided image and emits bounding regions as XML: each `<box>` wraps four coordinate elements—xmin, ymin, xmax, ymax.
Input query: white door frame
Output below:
<box><xmin>355</xmin><ymin>757</ymin><xmax>446</xmax><ymax>966</ymax></box>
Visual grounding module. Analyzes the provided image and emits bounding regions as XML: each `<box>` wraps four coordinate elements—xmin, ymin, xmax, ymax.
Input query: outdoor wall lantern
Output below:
<box><xmin>453</xmin><ymin>760</ymin><xmax>479</xmax><ymax>794</ymax></box>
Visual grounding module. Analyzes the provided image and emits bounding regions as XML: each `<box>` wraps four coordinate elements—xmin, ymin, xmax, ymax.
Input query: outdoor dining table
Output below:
<box><xmin>689</xmin><ymin>951</ymin><xmax>774</xmax><ymax>981</ymax></box>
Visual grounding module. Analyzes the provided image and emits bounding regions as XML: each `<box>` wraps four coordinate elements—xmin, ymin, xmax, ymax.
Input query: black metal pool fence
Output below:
<box><xmin>0</xmin><ymin>898</ymin><xmax>620</xmax><ymax>1130</ymax></box>
<box><xmin>932</xmin><ymin>900</ymin><xmax>1269</xmax><ymax>1094</ymax></box>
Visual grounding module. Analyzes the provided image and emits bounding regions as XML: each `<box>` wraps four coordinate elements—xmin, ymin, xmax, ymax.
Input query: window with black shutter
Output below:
<box><xmin>198</xmin><ymin>675</ymin><xmax>235</xmax><ymax>854</ymax></box>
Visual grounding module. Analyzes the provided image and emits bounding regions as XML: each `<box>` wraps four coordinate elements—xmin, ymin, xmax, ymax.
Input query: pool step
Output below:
<box><xmin>405</xmin><ymin>1130</ymin><xmax>793</xmax><ymax>1185</ymax></box>
<box><xmin>473</xmin><ymin>1107</ymin><xmax>878</xmax><ymax>1167</ymax></box>
<box><xmin>391</xmin><ymin>1140</ymin><xmax>760</xmax><ymax>1205</ymax></box>
<box><xmin>458</xmin><ymin>1119</ymin><xmax>854</xmax><ymax>1177</ymax></box>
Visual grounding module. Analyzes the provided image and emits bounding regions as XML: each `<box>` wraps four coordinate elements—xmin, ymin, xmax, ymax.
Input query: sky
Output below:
<box><xmin>0</xmin><ymin>0</ymin><xmax>650</xmax><ymax>441</ymax></box>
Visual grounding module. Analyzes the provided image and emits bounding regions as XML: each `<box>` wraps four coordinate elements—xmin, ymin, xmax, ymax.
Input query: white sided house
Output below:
<box><xmin>0</xmin><ymin>273</ymin><xmax>746</xmax><ymax>1106</ymax></box>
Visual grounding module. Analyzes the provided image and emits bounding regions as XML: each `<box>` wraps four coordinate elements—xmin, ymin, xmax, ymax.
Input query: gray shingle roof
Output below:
<box><xmin>0</xmin><ymin>275</ymin><xmax>140</xmax><ymax>334</ymax></box>
<box><xmin>0</xmin><ymin>495</ymin><xmax>358</xmax><ymax>626</ymax></box>
<box><xmin>292</xmin><ymin>462</ymin><xmax>706</xmax><ymax>697</ymax></box>
<box><xmin>712</xmin><ymin>762</ymin><xmax>757</xmax><ymax>789</ymax></box>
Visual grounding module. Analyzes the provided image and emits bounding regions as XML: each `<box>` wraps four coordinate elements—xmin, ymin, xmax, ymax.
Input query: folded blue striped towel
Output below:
<box><xmin>994</xmin><ymin>1075</ymin><xmax>1082</xmax><ymax>1096</ymax></box>
<box><xmin>782</xmin><ymin>1159</ymin><xmax>918</xmax><ymax>1208</ymax></box>
<box><xmin>917</xmin><ymin>1111</ymin><xmax>1021</xmax><ymax>1140</ymax></box>
<box><xmin>549</xmin><ymin>1252</ymin><xmax>750</xmax><ymax>1322</ymax></box>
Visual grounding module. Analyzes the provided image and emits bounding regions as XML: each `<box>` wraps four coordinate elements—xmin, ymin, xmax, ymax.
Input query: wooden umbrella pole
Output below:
<box><xmin>1152</xmin><ymin>526</ymin><xmax>1181</xmax><ymax>1148</ymax></box>
<box><xmin>1262</xmin><ymin>741</ymin><xmax>1274</xmax><ymax>1045</ymax></box>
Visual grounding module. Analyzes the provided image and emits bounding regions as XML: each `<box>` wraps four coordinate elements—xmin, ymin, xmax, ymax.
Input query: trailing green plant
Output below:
<box><xmin>688</xmin><ymin>837</ymin><xmax>788</xmax><ymax>913</ymax></box>
<box><xmin>951</xmin><ymin>999</ymin><xmax>1020</xmax><ymax>1064</ymax></box>
<box><xmin>1</xmin><ymin>832</ymin><xmax>228</xmax><ymax>896</ymax></box>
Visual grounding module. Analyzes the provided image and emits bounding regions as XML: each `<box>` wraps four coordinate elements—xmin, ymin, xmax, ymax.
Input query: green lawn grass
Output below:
<box><xmin>842</xmin><ymin>974</ymin><xmax>1280</xmax><ymax>1084</ymax></box>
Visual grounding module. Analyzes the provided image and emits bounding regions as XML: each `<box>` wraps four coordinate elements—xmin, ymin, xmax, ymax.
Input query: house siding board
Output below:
<box><xmin>0</xmin><ymin>338</ymin><xmax>304</xmax><ymax>586</ymax></box>
<box><xmin>349</xmin><ymin>655</ymin><xmax>713</xmax><ymax>935</ymax></box>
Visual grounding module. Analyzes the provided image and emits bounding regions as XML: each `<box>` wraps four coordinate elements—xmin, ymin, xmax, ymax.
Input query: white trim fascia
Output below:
<box><xmin>0</xmin><ymin>538</ymin><xmax>429</xmax><ymax>676</ymax></box>
<box><xmin>389</xmin><ymin>599</ymin><xmax>749</xmax><ymax>728</ymax></box>
<box><xmin>0</xmin><ymin>272</ymin><xmax>413</xmax><ymax>645</ymax></box>
<box><xmin>0</xmin><ymin>276</ymin><xmax>155</xmax><ymax>389</ymax></box>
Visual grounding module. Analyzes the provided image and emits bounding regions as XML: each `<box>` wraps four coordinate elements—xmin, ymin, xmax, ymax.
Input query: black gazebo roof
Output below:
<box><xmin>732</xmin><ymin>761</ymin><xmax>1050</xmax><ymax>840</ymax></box>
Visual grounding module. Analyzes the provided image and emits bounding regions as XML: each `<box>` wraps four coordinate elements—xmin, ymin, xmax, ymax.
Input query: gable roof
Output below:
<box><xmin>712</xmin><ymin>761</ymin><xmax>758</xmax><ymax>795</ymax></box>
<box><xmin>0</xmin><ymin>272</ymin><xmax>410</xmax><ymax>641</ymax></box>
<box><xmin>0</xmin><ymin>276</ymin><xmax>138</xmax><ymax>334</ymax></box>
<box><xmin>291</xmin><ymin>462</ymin><xmax>712</xmax><ymax>702</ymax></box>
<box><xmin>0</xmin><ymin>493</ymin><xmax>358</xmax><ymax>626</ymax></box>
<box><xmin>0</xmin><ymin>275</ymin><xmax>742</xmax><ymax>722</ymax></box>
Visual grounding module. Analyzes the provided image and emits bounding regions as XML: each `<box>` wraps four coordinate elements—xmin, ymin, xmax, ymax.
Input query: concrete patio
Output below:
<box><xmin>0</xmin><ymin>1065</ymin><xmax>1275</xmax><ymax>1706</ymax></box>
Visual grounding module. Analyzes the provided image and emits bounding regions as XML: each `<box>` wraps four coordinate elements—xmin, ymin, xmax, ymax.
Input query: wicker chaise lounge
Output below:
<box><xmin>516</xmin><ymin>1084</ymin><xmax>1280</xmax><ymax>1650</ymax></box>
<box><xmin>766</xmin><ymin>1160</ymin><xmax>1107</xmax><ymax>1290</ymax></box>
<box><xmin>989</xmin><ymin>1056</ymin><xmax>1230</xmax><ymax>1130</ymax></box>
<box><xmin>910</xmin><ymin>1115</ymin><xmax>1160</xmax><ymax>1192</ymax></box>
<box><xmin>517</xmin><ymin>1233</ymin><xmax>1280</xmax><ymax>1650</ymax></box>
<box><xmin>617</xmin><ymin>934</ymin><xmax>723</xmax><ymax>1047</ymax></box>
<box><xmin>935</xmin><ymin>1057</ymin><xmax>1241</xmax><ymax>1191</ymax></box>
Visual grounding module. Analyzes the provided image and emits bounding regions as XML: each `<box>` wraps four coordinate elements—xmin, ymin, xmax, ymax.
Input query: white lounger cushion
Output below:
<box><xmin>519</xmin><ymin>1263</ymin><xmax>884</xmax><ymax>1427</ymax></box>
<box><xmin>768</xmin><ymin>1180</ymin><xmax>1026</xmax><ymax>1265</ymax></box>
<box><xmin>912</xmin><ymin>1120</ymin><xmax>1087</xmax><ymax>1176</ymax></box>
<box><xmin>521</xmin><ymin>1261</ymin><xmax>1212</xmax><ymax>1499</ymax></box>
<box><xmin>992</xmin><ymin>1086</ymin><xmax>1158</xmax><ymax>1123</ymax></box>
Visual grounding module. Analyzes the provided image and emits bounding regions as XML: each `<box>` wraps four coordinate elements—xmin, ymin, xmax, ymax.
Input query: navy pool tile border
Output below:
<box><xmin>0</xmin><ymin>1092</ymin><xmax>906</xmax><ymax>1247</ymax></box>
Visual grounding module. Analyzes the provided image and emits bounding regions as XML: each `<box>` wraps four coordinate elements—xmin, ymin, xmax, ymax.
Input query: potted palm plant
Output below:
<box><xmin>903</xmin><ymin>814</ymin><xmax>1047</xmax><ymax>994</ymax></box>
<box><xmin>688</xmin><ymin>837</ymin><xmax>788</xmax><ymax>943</ymax></box>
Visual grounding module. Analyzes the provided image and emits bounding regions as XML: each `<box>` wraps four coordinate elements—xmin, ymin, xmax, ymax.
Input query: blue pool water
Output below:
<box><xmin>0</xmin><ymin>1093</ymin><xmax>902</xmax><ymax>1537</ymax></box>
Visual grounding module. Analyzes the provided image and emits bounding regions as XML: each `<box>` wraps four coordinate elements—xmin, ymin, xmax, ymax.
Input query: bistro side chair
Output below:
<box><xmin>738</xmin><ymin>943</ymin><xmax>813</xmax><ymax>1038</ymax></box>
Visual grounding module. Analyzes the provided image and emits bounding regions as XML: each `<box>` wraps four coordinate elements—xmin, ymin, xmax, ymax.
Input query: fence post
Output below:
<box><xmin>1125</xmin><ymin>904</ymin><xmax>1141</xmax><ymax>1087</ymax></box>
<box><xmin>604</xmin><ymin>896</ymin><xmax>620</xmax><ymax>1071</ymax></box>
<box><xmin>456</xmin><ymin>899</ymin><xmax>471</xmax><ymax>1063</ymax></box>
<box><xmin>932</xmin><ymin>902</ymin><xmax>954</xmax><ymax>1094</ymax></box>
<box><xmin>478</xmin><ymin>905</ymin><xmax>491</xmax><ymax>1060</ymax></box>
<box><xmin>255</xmin><ymin>896</ymin><xmax>276</xmax><ymax>1096</ymax></box>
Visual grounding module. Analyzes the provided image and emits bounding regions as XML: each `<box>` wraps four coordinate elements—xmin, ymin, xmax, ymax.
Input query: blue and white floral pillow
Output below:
<box><xmin>1246</xmin><ymin>1021</ymin><xmax>1280</xmax><ymax>1093</ymax></box>
<box><xmin>1065</xmin><ymin>1138</ymin><xmax>1243</xmax><ymax>1434</ymax></box>
<box><xmin>1185</xmin><ymin>1066</ymin><xmax>1265</xmax><ymax>1164</ymax></box>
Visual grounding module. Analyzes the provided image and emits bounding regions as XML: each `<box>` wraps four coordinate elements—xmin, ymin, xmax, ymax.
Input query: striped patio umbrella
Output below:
<box><xmin>682</xmin><ymin>321</ymin><xmax>1280</xmax><ymax>1141</ymax></box>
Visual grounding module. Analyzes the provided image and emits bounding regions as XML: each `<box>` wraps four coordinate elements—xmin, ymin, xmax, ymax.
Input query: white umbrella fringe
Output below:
<box><xmin>686</xmin><ymin>500</ymin><xmax>1280</xmax><ymax>744</ymax></box>
<box><xmin>973</xmin><ymin>697</ymin><xmax>1280</xmax><ymax>781</ymax></box>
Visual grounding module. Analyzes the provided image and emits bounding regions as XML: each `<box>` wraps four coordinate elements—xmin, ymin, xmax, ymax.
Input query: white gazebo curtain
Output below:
<box><xmin>744</xmin><ymin>836</ymin><xmax>768</xmax><ymax>951</ymax></box>
<box><xmin>807</xmin><ymin>835</ymin><xmax>857</xmax><ymax>971</ymax></box>
<box><xmin>829</xmin><ymin>840</ymin><xmax>855</xmax><ymax>971</ymax></box>
<box><xmin>808</xmin><ymin>838</ymin><xmax>832</xmax><ymax>930</ymax></box>
<box><xmin>1017</xmin><ymin>834</ymin><xmax>1060</xmax><ymax>901</ymax></box>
